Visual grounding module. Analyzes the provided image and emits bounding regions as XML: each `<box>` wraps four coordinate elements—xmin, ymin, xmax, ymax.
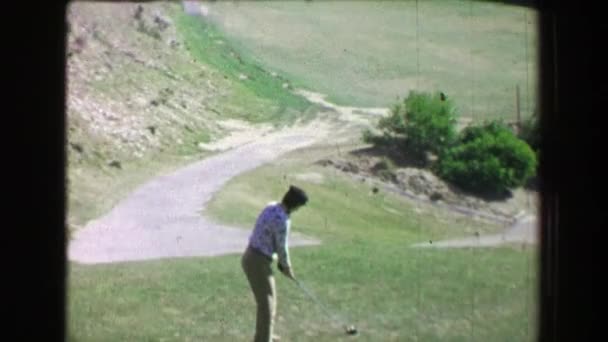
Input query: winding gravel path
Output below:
<box><xmin>68</xmin><ymin>121</ymin><xmax>331</xmax><ymax>264</ymax></box>
<box><xmin>68</xmin><ymin>90</ymin><xmax>537</xmax><ymax>265</ymax></box>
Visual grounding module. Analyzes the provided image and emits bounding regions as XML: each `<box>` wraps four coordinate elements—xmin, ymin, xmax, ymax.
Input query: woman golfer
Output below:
<box><xmin>241</xmin><ymin>185</ymin><xmax>308</xmax><ymax>342</ymax></box>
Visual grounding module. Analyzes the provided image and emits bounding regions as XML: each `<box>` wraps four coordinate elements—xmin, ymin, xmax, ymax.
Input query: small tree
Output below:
<box><xmin>362</xmin><ymin>91</ymin><xmax>458</xmax><ymax>162</ymax></box>
<box><xmin>403</xmin><ymin>91</ymin><xmax>458</xmax><ymax>158</ymax></box>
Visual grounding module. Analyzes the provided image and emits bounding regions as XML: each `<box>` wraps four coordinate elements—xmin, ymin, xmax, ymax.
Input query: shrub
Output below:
<box><xmin>403</xmin><ymin>91</ymin><xmax>458</xmax><ymax>157</ymax></box>
<box><xmin>362</xmin><ymin>91</ymin><xmax>458</xmax><ymax>161</ymax></box>
<box><xmin>437</xmin><ymin>121</ymin><xmax>537</xmax><ymax>195</ymax></box>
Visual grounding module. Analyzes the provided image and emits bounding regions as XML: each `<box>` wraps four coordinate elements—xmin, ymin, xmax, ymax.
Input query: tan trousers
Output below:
<box><xmin>242</xmin><ymin>247</ymin><xmax>277</xmax><ymax>342</ymax></box>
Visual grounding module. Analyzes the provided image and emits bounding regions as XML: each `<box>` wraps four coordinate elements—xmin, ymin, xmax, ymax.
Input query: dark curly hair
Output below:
<box><xmin>281</xmin><ymin>185</ymin><xmax>308</xmax><ymax>212</ymax></box>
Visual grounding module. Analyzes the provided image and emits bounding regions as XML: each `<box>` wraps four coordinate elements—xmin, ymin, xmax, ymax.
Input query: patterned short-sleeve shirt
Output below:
<box><xmin>248</xmin><ymin>202</ymin><xmax>291</xmax><ymax>268</ymax></box>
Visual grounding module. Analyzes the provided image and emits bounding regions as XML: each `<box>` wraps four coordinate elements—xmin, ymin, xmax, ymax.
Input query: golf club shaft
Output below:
<box><xmin>293</xmin><ymin>278</ymin><xmax>348</xmax><ymax>328</ymax></box>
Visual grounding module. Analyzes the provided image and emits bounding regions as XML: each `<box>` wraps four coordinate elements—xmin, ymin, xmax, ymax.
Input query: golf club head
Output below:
<box><xmin>344</xmin><ymin>325</ymin><xmax>358</xmax><ymax>336</ymax></box>
<box><xmin>345</xmin><ymin>325</ymin><xmax>358</xmax><ymax>336</ymax></box>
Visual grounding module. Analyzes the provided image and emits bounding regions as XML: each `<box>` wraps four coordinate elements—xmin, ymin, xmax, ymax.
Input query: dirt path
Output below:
<box><xmin>69</xmin><ymin>89</ymin><xmax>536</xmax><ymax>264</ymax></box>
<box><xmin>411</xmin><ymin>215</ymin><xmax>537</xmax><ymax>248</ymax></box>
<box><xmin>295</xmin><ymin>89</ymin><xmax>389</xmax><ymax>122</ymax></box>
<box><xmin>68</xmin><ymin>118</ymin><xmax>335</xmax><ymax>264</ymax></box>
<box><xmin>69</xmin><ymin>87</ymin><xmax>391</xmax><ymax>264</ymax></box>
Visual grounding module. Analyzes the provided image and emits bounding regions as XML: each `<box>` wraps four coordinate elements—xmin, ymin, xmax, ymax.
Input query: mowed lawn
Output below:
<box><xmin>206</xmin><ymin>0</ymin><xmax>538</xmax><ymax>121</ymax></box>
<box><xmin>68</xmin><ymin>145</ymin><xmax>538</xmax><ymax>341</ymax></box>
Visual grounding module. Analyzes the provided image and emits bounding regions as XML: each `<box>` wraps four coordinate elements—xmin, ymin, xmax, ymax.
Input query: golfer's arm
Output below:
<box><xmin>275</xmin><ymin>221</ymin><xmax>291</xmax><ymax>269</ymax></box>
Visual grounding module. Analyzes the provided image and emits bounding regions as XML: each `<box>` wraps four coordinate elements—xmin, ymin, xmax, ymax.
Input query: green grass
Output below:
<box><xmin>68</xmin><ymin>3</ymin><xmax>538</xmax><ymax>340</ymax></box>
<box><xmin>206</xmin><ymin>0</ymin><xmax>538</xmax><ymax>121</ymax></box>
<box><xmin>69</xmin><ymin>248</ymin><xmax>537</xmax><ymax>341</ymax></box>
<box><xmin>69</xmin><ymin>145</ymin><xmax>538</xmax><ymax>341</ymax></box>
<box><xmin>173</xmin><ymin>8</ymin><xmax>317</xmax><ymax>126</ymax></box>
<box><xmin>67</xmin><ymin>150</ymin><xmax>210</xmax><ymax>231</ymax></box>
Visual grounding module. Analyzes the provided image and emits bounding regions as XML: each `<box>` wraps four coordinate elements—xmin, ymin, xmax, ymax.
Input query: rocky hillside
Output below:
<box><xmin>65</xmin><ymin>2</ymin><xmax>306</xmax><ymax>229</ymax></box>
<box><xmin>68</xmin><ymin>3</ymin><xmax>245</xmax><ymax>160</ymax></box>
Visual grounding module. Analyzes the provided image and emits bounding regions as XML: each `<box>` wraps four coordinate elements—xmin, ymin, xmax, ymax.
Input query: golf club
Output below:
<box><xmin>292</xmin><ymin>278</ymin><xmax>358</xmax><ymax>336</ymax></box>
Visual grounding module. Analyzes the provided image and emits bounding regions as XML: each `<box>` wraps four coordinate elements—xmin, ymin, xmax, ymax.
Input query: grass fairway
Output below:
<box><xmin>206</xmin><ymin>0</ymin><xmax>538</xmax><ymax>121</ymax></box>
<box><xmin>68</xmin><ymin>145</ymin><xmax>537</xmax><ymax>341</ymax></box>
<box><xmin>173</xmin><ymin>7</ymin><xmax>316</xmax><ymax>126</ymax></box>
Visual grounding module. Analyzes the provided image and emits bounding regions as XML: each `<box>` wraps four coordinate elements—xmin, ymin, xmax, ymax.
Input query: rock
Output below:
<box><xmin>153</xmin><ymin>14</ymin><xmax>171</xmax><ymax>31</ymax></box>
<box><xmin>271</xmin><ymin>71</ymin><xmax>278</xmax><ymax>77</ymax></box>
<box><xmin>282</xmin><ymin>82</ymin><xmax>291</xmax><ymax>89</ymax></box>
<box><xmin>430</xmin><ymin>192</ymin><xmax>443</xmax><ymax>201</ymax></box>
<box><xmin>395</xmin><ymin>167</ymin><xmax>463</xmax><ymax>204</ymax></box>
<box><xmin>315</xmin><ymin>159</ymin><xmax>334</xmax><ymax>167</ymax></box>
<box><xmin>371</xmin><ymin>160</ymin><xmax>391</xmax><ymax>172</ymax></box>
<box><xmin>407</xmin><ymin>176</ymin><xmax>425</xmax><ymax>194</ymax></box>
<box><xmin>239</xmin><ymin>74</ymin><xmax>248</xmax><ymax>81</ymax></box>
<box><xmin>108</xmin><ymin>160</ymin><xmax>122</xmax><ymax>169</ymax></box>
<box><xmin>69</xmin><ymin>142</ymin><xmax>84</xmax><ymax>153</ymax></box>
<box><xmin>378</xmin><ymin>170</ymin><xmax>397</xmax><ymax>183</ymax></box>
<box><xmin>339</xmin><ymin>161</ymin><xmax>359</xmax><ymax>173</ymax></box>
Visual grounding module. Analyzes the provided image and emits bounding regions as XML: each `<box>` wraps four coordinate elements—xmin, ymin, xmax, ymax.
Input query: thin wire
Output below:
<box><xmin>471</xmin><ymin>228</ymin><xmax>479</xmax><ymax>340</ymax></box>
<box><xmin>523</xmin><ymin>11</ymin><xmax>533</xmax><ymax>340</ymax></box>
<box><xmin>414</xmin><ymin>1</ymin><xmax>421</xmax><ymax>340</ymax></box>
<box><xmin>415</xmin><ymin>0</ymin><xmax>420</xmax><ymax>91</ymax></box>
<box><xmin>468</xmin><ymin>3</ymin><xmax>477</xmax><ymax>339</ymax></box>
<box><xmin>469</xmin><ymin>0</ymin><xmax>475</xmax><ymax>123</ymax></box>
<box><xmin>525</xmin><ymin>236</ymin><xmax>532</xmax><ymax>340</ymax></box>
<box><xmin>524</xmin><ymin>11</ymin><xmax>531</xmax><ymax>117</ymax></box>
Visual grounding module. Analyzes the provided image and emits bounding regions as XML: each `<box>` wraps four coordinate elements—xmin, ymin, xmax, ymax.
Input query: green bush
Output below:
<box><xmin>404</xmin><ymin>91</ymin><xmax>458</xmax><ymax>157</ymax></box>
<box><xmin>437</xmin><ymin>121</ymin><xmax>537</xmax><ymax>195</ymax></box>
<box><xmin>362</xmin><ymin>91</ymin><xmax>457</xmax><ymax>160</ymax></box>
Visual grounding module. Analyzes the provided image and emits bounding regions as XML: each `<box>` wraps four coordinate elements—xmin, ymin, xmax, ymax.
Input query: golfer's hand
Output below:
<box><xmin>278</xmin><ymin>263</ymin><xmax>295</xmax><ymax>279</ymax></box>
